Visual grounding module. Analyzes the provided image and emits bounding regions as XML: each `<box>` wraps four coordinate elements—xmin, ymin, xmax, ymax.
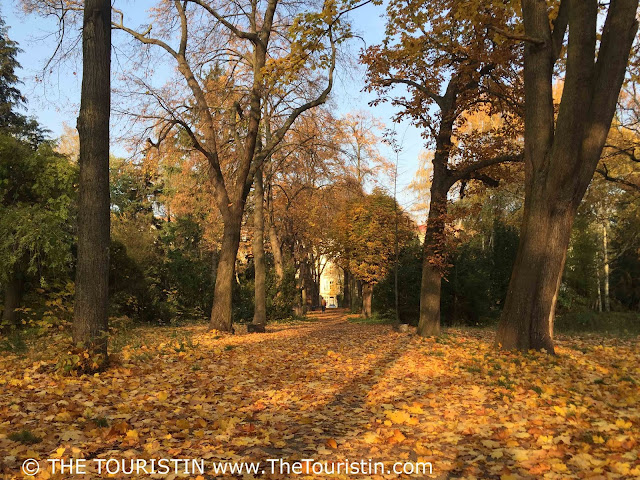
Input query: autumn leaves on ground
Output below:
<box><xmin>1</xmin><ymin>309</ymin><xmax>637</xmax><ymax>479</ymax></box>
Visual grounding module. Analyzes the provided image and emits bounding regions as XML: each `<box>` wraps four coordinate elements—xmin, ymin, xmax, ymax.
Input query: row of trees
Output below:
<box><xmin>1</xmin><ymin>8</ymin><xmax>409</xmax><ymax>336</ymax></box>
<box><xmin>2</xmin><ymin>0</ymin><xmax>639</xmax><ymax>367</ymax></box>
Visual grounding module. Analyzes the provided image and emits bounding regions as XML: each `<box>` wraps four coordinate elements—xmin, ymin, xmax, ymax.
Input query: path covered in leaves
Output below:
<box><xmin>1</xmin><ymin>310</ymin><xmax>639</xmax><ymax>479</ymax></box>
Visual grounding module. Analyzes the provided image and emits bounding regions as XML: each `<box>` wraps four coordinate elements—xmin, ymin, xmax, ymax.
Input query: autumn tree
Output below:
<box><xmin>333</xmin><ymin>190</ymin><xmax>414</xmax><ymax>317</ymax></box>
<box><xmin>72</xmin><ymin>0</ymin><xmax>111</xmax><ymax>362</ymax></box>
<box><xmin>496</xmin><ymin>0</ymin><xmax>639</xmax><ymax>352</ymax></box>
<box><xmin>363</xmin><ymin>0</ymin><xmax>523</xmax><ymax>336</ymax></box>
<box><xmin>113</xmin><ymin>0</ymin><xmax>346</xmax><ymax>332</ymax></box>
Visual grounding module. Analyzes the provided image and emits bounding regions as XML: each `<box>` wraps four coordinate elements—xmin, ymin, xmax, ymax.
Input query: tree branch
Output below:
<box><xmin>487</xmin><ymin>25</ymin><xmax>545</xmax><ymax>46</ymax></box>
<box><xmin>596</xmin><ymin>164</ymin><xmax>640</xmax><ymax>191</ymax></box>
<box><xmin>248</xmin><ymin>29</ymin><xmax>338</xmax><ymax>189</ymax></box>
<box><xmin>112</xmin><ymin>10</ymin><xmax>178</xmax><ymax>58</ymax></box>
<box><xmin>379</xmin><ymin>77</ymin><xmax>444</xmax><ymax>108</ymax></box>
<box><xmin>175</xmin><ymin>0</ymin><xmax>188</xmax><ymax>57</ymax></box>
<box><xmin>467</xmin><ymin>171</ymin><xmax>500</xmax><ymax>188</ymax></box>
<box><xmin>603</xmin><ymin>143</ymin><xmax>639</xmax><ymax>162</ymax></box>
<box><xmin>551</xmin><ymin>0</ymin><xmax>569</xmax><ymax>62</ymax></box>
<box><xmin>185</xmin><ymin>0</ymin><xmax>259</xmax><ymax>43</ymax></box>
<box><xmin>450</xmin><ymin>153</ymin><xmax>524</xmax><ymax>182</ymax></box>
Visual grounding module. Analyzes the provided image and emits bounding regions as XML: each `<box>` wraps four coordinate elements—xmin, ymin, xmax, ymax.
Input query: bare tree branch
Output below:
<box><xmin>185</xmin><ymin>0</ymin><xmax>259</xmax><ymax>43</ymax></box>
<box><xmin>379</xmin><ymin>77</ymin><xmax>444</xmax><ymax>108</ymax></box>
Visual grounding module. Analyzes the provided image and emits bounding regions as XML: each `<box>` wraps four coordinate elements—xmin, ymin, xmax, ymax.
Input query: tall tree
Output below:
<box><xmin>73</xmin><ymin>0</ymin><xmax>111</xmax><ymax>361</ymax></box>
<box><xmin>333</xmin><ymin>189</ymin><xmax>415</xmax><ymax>317</ymax></box>
<box><xmin>114</xmin><ymin>0</ymin><xmax>343</xmax><ymax>332</ymax></box>
<box><xmin>0</xmin><ymin>14</ymin><xmax>43</xmax><ymax>144</ymax></box>
<box><xmin>363</xmin><ymin>0</ymin><xmax>523</xmax><ymax>336</ymax></box>
<box><xmin>0</xmin><ymin>15</ymin><xmax>23</xmax><ymax>130</ymax></box>
<box><xmin>496</xmin><ymin>0</ymin><xmax>639</xmax><ymax>352</ymax></box>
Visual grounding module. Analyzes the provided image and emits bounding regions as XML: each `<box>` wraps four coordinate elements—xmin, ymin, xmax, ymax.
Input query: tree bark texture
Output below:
<box><xmin>602</xmin><ymin>221</ymin><xmax>610</xmax><ymax>312</ymax></box>
<box><xmin>417</xmin><ymin>188</ymin><xmax>448</xmax><ymax>337</ymax></box>
<box><xmin>209</xmin><ymin>218</ymin><xmax>242</xmax><ymax>331</ymax></box>
<box><xmin>417</xmin><ymin>96</ymin><xmax>456</xmax><ymax>337</ymax></box>
<box><xmin>252</xmin><ymin>168</ymin><xmax>267</xmax><ymax>326</ymax></box>
<box><xmin>268</xmin><ymin>221</ymin><xmax>284</xmax><ymax>283</ymax></box>
<box><xmin>362</xmin><ymin>282</ymin><xmax>373</xmax><ymax>318</ymax></box>
<box><xmin>73</xmin><ymin>0</ymin><xmax>111</xmax><ymax>359</ymax></box>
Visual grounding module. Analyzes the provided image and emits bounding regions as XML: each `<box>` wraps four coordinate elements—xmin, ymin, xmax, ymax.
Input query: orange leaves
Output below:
<box><xmin>1</xmin><ymin>312</ymin><xmax>640</xmax><ymax>478</ymax></box>
<box><xmin>386</xmin><ymin>429</ymin><xmax>406</xmax><ymax>444</ymax></box>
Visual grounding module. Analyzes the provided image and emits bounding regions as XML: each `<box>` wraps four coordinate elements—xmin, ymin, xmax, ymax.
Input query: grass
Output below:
<box><xmin>8</xmin><ymin>430</ymin><xmax>42</xmax><ymax>445</ymax></box>
<box><xmin>348</xmin><ymin>312</ymin><xmax>395</xmax><ymax>325</ymax></box>
<box><xmin>555</xmin><ymin>311</ymin><xmax>640</xmax><ymax>337</ymax></box>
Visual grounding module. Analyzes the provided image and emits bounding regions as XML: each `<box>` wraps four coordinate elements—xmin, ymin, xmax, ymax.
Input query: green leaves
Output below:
<box><xmin>0</xmin><ymin>135</ymin><xmax>77</xmax><ymax>284</ymax></box>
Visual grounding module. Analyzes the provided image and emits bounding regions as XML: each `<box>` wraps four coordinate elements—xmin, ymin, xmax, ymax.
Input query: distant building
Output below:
<box><xmin>319</xmin><ymin>258</ymin><xmax>343</xmax><ymax>308</ymax></box>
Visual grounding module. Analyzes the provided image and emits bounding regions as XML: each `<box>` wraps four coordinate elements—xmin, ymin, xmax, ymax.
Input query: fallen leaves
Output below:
<box><xmin>0</xmin><ymin>311</ymin><xmax>638</xmax><ymax>479</ymax></box>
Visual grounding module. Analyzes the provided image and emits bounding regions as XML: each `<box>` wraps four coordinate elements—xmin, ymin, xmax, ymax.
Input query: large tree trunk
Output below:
<box><xmin>496</xmin><ymin>194</ymin><xmax>575</xmax><ymax>352</ymax></box>
<box><xmin>73</xmin><ymin>0</ymin><xmax>111</xmax><ymax>360</ymax></box>
<box><xmin>362</xmin><ymin>282</ymin><xmax>373</xmax><ymax>318</ymax></box>
<box><xmin>497</xmin><ymin>0</ymin><xmax>638</xmax><ymax>351</ymax></box>
<box><xmin>252</xmin><ymin>168</ymin><xmax>267</xmax><ymax>326</ymax></box>
<box><xmin>2</xmin><ymin>267</ymin><xmax>25</xmax><ymax>328</ymax></box>
<box><xmin>209</xmin><ymin>217</ymin><xmax>242</xmax><ymax>331</ymax></box>
<box><xmin>417</xmin><ymin>188</ymin><xmax>447</xmax><ymax>337</ymax></box>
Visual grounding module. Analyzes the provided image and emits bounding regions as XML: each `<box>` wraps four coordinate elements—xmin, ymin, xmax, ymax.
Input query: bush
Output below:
<box><xmin>267</xmin><ymin>263</ymin><xmax>297</xmax><ymax>320</ymax></box>
<box><xmin>372</xmin><ymin>240</ymin><xmax>422</xmax><ymax>324</ymax></box>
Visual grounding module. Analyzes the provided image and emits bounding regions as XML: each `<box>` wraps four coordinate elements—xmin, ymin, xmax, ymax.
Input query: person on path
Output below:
<box><xmin>321</xmin><ymin>297</ymin><xmax>327</xmax><ymax>313</ymax></box>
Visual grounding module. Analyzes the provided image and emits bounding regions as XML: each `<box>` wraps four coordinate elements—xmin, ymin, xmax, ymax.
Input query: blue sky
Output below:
<box><xmin>3</xmin><ymin>0</ymin><xmax>427</xmax><ymax>214</ymax></box>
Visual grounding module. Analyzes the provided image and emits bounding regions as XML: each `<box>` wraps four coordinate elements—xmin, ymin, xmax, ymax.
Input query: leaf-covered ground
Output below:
<box><xmin>1</xmin><ymin>310</ymin><xmax>639</xmax><ymax>479</ymax></box>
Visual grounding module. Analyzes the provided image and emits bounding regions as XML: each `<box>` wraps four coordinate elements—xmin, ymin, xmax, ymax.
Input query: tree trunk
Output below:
<box><xmin>496</xmin><ymin>194</ymin><xmax>575</xmax><ymax>352</ymax></box>
<box><xmin>2</xmin><ymin>267</ymin><xmax>25</xmax><ymax>328</ymax></box>
<box><xmin>415</xmin><ymin>79</ymin><xmax>458</xmax><ymax>337</ymax></box>
<box><xmin>362</xmin><ymin>282</ymin><xmax>373</xmax><ymax>318</ymax></box>
<box><xmin>497</xmin><ymin>0</ymin><xmax>638</xmax><ymax>352</ymax></box>
<box><xmin>252</xmin><ymin>168</ymin><xmax>267</xmax><ymax>326</ymax></box>
<box><xmin>355</xmin><ymin>279</ymin><xmax>363</xmax><ymax>313</ymax></box>
<box><xmin>596</xmin><ymin>264</ymin><xmax>602</xmax><ymax>312</ymax></box>
<box><xmin>343</xmin><ymin>268</ymin><xmax>351</xmax><ymax>309</ymax></box>
<box><xmin>73</xmin><ymin>0</ymin><xmax>111</xmax><ymax>361</ymax></box>
<box><xmin>268</xmin><ymin>221</ymin><xmax>284</xmax><ymax>283</ymax></box>
<box><xmin>602</xmin><ymin>221</ymin><xmax>610</xmax><ymax>312</ymax></box>
<box><xmin>417</xmin><ymin>191</ymin><xmax>447</xmax><ymax>337</ymax></box>
<box><xmin>209</xmin><ymin>217</ymin><xmax>242</xmax><ymax>331</ymax></box>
